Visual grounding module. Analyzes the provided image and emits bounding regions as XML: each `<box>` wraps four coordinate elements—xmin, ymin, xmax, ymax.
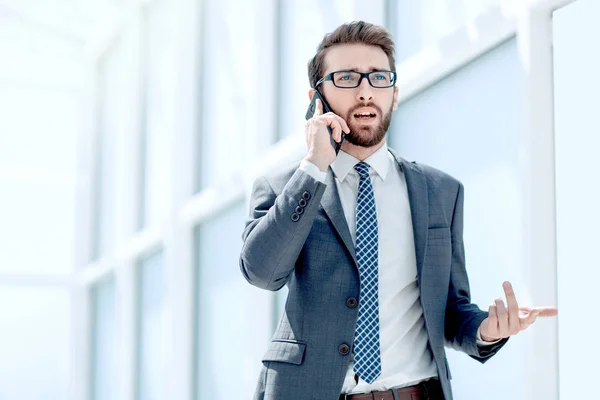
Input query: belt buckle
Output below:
<box><xmin>420</xmin><ymin>380</ymin><xmax>431</xmax><ymax>400</ymax></box>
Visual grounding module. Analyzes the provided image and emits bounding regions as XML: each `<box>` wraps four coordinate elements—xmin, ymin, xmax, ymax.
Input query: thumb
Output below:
<box><xmin>524</xmin><ymin>309</ymin><xmax>541</xmax><ymax>325</ymax></box>
<box><xmin>536</xmin><ymin>307</ymin><xmax>558</xmax><ymax>317</ymax></box>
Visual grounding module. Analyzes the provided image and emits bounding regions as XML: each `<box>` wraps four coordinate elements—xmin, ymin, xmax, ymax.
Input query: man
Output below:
<box><xmin>239</xmin><ymin>21</ymin><xmax>557</xmax><ymax>400</ymax></box>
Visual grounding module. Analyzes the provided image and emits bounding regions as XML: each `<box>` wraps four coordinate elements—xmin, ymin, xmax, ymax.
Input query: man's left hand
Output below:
<box><xmin>479</xmin><ymin>281</ymin><xmax>558</xmax><ymax>342</ymax></box>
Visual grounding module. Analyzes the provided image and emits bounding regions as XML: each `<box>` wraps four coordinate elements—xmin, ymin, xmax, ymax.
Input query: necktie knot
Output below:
<box><xmin>354</xmin><ymin>162</ymin><xmax>371</xmax><ymax>179</ymax></box>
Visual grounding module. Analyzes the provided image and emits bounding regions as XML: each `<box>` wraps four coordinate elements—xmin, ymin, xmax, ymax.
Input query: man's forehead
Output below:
<box><xmin>323</xmin><ymin>44</ymin><xmax>390</xmax><ymax>73</ymax></box>
<box><xmin>328</xmin><ymin>66</ymin><xmax>386</xmax><ymax>72</ymax></box>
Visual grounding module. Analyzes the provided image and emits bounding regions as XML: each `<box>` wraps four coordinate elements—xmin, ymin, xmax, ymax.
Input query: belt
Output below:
<box><xmin>339</xmin><ymin>378</ymin><xmax>444</xmax><ymax>400</ymax></box>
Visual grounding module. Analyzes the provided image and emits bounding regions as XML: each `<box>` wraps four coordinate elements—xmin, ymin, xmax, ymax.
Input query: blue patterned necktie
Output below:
<box><xmin>352</xmin><ymin>161</ymin><xmax>382</xmax><ymax>384</ymax></box>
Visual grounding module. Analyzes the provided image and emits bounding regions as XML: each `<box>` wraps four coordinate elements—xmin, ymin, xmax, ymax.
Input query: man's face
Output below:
<box><xmin>310</xmin><ymin>43</ymin><xmax>399</xmax><ymax>148</ymax></box>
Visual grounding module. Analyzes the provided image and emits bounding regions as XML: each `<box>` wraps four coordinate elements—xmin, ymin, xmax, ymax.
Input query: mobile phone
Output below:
<box><xmin>305</xmin><ymin>90</ymin><xmax>346</xmax><ymax>155</ymax></box>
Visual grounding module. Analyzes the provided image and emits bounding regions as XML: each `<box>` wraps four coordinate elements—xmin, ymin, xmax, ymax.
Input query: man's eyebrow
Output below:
<box><xmin>340</xmin><ymin>67</ymin><xmax>388</xmax><ymax>72</ymax></box>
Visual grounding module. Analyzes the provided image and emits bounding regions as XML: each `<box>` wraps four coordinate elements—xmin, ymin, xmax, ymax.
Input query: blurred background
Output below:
<box><xmin>0</xmin><ymin>0</ymin><xmax>598</xmax><ymax>399</ymax></box>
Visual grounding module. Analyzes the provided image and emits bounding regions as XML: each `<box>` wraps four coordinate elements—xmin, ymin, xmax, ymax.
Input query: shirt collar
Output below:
<box><xmin>330</xmin><ymin>142</ymin><xmax>391</xmax><ymax>182</ymax></box>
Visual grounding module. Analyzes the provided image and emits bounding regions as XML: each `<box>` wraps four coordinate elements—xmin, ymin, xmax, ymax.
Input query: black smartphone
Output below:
<box><xmin>305</xmin><ymin>90</ymin><xmax>346</xmax><ymax>155</ymax></box>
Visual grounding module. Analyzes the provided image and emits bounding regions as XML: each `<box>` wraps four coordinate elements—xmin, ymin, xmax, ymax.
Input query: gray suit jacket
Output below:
<box><xmin>239</xmin><ymin>148</ymin><xmax>508</xmax><ymax>400</ymax></box>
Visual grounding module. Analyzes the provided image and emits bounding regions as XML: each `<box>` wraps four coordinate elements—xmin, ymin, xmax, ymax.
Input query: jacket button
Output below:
<box><xmin>295</xmin><ymin>206</ymin><xmax>304</xmax><ymax>215</ymax></box>
<box><xmin>299</xmin><ymin>198</ymin><xmax>307</xmax><ymax>208</ymax></box>
<box><xmin>346</xmin><ymin>297</ymin><xmax>358</xmax><ymax>308</ymax></box>
<box><xmin>339</xmin><ymin>343</ymin><xmax>350</xmax><ymax>355</ymax></box>
<box><xmin>291</xmin><ymin>213</ymin><xmax>300</xmax><ymax>222</ymax></box>
<box><xmin>302</xmin><ymin>191</ymin><xmax>311</xmax><ymax>200</ymax></box>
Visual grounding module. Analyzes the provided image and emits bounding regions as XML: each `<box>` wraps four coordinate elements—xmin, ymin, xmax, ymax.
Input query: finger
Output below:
<box><xmin>333</xmin><ymin>114</ymin><xmax>351</xmax><ymax>134</ymax></box>
<box><xmin>319</xmin><ymin>115</ymin><xmax>344</xmax><ymax>141</ymax></box>
<box><xmin>503</xmin><ymin>281</ymin><xmax>520</xmax><ymax>333</ymax></box>
<box><xmin>329</xmin><ymin>120</ymin><xmax>343</xmax><ymax>143</ymax></box>
<box><xmin>495</xmin><ymin>298</ymin><xmax>508</xmax><ymax>334</ymax></box>
<box><xmin>484</xmin><ymin>304</ymin><xmax>499</xmax><ymax>339</ymax></box>
<box><xmin>314</xmin><ymin>98</ymin><xmax>323</xmax><ymax>117</ymax></box>
<box><xmin>321</xmin><ymin>112</ymin><xmax>350</xmax><ymax>134</ymax></box>
<box><xmin>519</xmin><ymin>306</ymin><xmax>532</xmax><ymax>314</ymax></box>
<box><xmin>533</xmin><ymin>306</ymin><xmax>558</xmax><ymax>317</ymax></box>
<box><xmin>488</xmin><ymin>304</ymin><xmax>498</xmax><ymax>331</ymax></box>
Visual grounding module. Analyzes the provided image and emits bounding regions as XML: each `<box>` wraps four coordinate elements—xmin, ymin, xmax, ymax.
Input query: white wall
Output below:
<box><xmin>553</xmin><ymin>1</ymin><xmax>600</xmax><ymax>398</ymax></box>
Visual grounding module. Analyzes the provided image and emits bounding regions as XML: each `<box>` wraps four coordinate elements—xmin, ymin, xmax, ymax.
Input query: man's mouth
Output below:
<box><xmin>353</xmin><ymin>112</ymin><xmax>377</xmax><ymax>119</ymax></box>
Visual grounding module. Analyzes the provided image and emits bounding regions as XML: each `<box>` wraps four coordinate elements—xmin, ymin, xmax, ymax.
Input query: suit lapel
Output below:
<box><xmin>319</xmin><ymin>150</ymin><xmax>429</xmax><ymax>275</ymax></box>
<box><xmin>388</xmin><ymin>149</ymin><xmax>429</xmax><ymax>283</ymax></box>
<box><xmin>321</xmin><ymin>169</ymin><xmax>358</xmax><ymax>268</ymax></box>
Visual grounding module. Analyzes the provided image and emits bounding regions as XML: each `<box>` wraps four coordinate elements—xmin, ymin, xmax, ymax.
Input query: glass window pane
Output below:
<box><xmin>136</xmin><ymin>251</ymin><xmax>166</xmax><ymax>400</ymax></box>
<box><xmin>195</xmin><ymin>202</ymin><xmax>258</xmax><ymax>399</ymax></box>
<box><xmin>197</xmin><ymin>0</ymin><xmax>262</xmax><ymax>190</ymax></box>
<box><xmin>394</xmin><ymin>0</ymin><xmax>500</xmax><ymax>62</ymax></box>
<box><xmin>94</xmin><ymin>32</ymin><xmax>137</xmax><ymax>259</ymax></box>
<box><xmin>91</xmin><ymin>278</ymin><xmax>118</xmax><ymax>400</ymax></box>
<box><xmin>0</xmin><ymin>18</ymin><xmax>82</xmax><ymax>86</ymax></box>
<box><xmin>0</xmin><ymin>87</ymin><xmax>77</xmax><ymax>274</ymax></box>
<box><xmin>0</xmin><ymin>286</ymin><xmax>71</xmax><ymax>399</ymax></box>
<box><xmin>278</xmin><ymin>0</ymin><xmax>386</xmax><ymax>140</ymax></box>
<box><xmin>554</xmin><ymin>2</ymin><xmax>600</xmax><ymax>398</ymax></box>
<box><xmin>391</xmin><ymin>38</ymin><xmax>524</xmax><ymax>399</ymax></box>
<box><xmin>140</xmin><ymin>1</ymin><xmax>175</xmax><ymax>228</ymax></box>
<box><xmin>95</xmin><ymin>52</ymin><xmax>119</xmax><ymax>259</ymax></box>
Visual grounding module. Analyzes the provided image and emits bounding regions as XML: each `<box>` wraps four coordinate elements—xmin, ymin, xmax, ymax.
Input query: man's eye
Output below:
<box><xmin>339</xmin><ymin>75</ymin><xmax>353</xmax><ymax>81</ymax></box>
<box><xmin>373</xmin><ymin>74</ymin><xmax>386</xmax><ymax>80</ymax></box>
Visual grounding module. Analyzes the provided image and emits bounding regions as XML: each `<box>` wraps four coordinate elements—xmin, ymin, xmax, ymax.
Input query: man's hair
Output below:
<box><xmin>307</xmin><ymin>21</ymin><xmax>396</xmax><ymax>88</ymax></box>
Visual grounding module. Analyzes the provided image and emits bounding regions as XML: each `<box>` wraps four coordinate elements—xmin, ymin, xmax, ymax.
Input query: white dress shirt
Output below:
<box><xmin>299</xmin><ymin>143</ymin><xmax>497</xmax><ymax>395</ymax></box>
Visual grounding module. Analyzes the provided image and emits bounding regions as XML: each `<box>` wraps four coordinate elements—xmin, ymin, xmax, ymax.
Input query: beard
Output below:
<box><xmin>343</xmin><ymin>102</ymin><xmax>393</xmax><ymax>148</ymax></box>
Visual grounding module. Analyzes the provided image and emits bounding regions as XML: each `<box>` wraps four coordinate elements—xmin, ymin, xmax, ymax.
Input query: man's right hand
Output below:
<box><xmin>303</xmin><ymin>98</ymin><xmax>350</xmax><ymax>172</ymax></box>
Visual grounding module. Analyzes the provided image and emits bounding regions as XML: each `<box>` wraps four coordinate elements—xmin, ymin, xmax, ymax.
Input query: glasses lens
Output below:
<box><xmin>369</xmin><ymin>71</ymin><xmax>395</xmax><ymax>87</ymax></box>
<box><xmin>332</xmin><ymin>71</ymin><xmax>362</xmax><ymax>88</ymax></box>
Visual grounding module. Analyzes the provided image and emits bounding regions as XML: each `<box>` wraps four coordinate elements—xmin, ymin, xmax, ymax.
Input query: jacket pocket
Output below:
<box><xmin>261</xmin><ymin>339</ymin><xmax>307</xmax><ymax>365</ymax></box>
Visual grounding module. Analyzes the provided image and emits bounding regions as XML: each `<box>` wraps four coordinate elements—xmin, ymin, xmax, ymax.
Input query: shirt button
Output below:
<box><xmin>291</xmin><ymin>213</ymin><xmax>300</xmax><ymax>222</ymax></box>
<box><xmin>302</xmin><ymin>191</ymin><xmax>311</xmax><ymax>200</ymax></box>
<box><xmin>346</xmin><ymin>297</ymin><xmax>358</xmax><ymax>308</ymax></box>
<box><xmin>338</xmin><ymin>343</ymin><xmax>350</xmax><ymax>355</ymax></box>
<box><xmin>299</xmin><ymin>198</ymin><xmax>307</xmax><ymax>208</ymax></box>
<box><xmin>295</xmin><ymin>206</ymin><xmax>304</xmax><ymax>215</ymax></box>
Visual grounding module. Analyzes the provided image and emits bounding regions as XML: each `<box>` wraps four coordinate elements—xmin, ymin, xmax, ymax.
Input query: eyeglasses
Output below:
<box><xmin>316</xmin><ymin>70</ymin><xmax>397</xmax><ymax>89</ymax></box>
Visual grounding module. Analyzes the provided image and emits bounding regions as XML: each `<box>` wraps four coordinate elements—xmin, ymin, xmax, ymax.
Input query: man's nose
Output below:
<box><xmin>356</xmin><ymin>76</ymin><xmax>374</xmax><ymax>102</ymax></box>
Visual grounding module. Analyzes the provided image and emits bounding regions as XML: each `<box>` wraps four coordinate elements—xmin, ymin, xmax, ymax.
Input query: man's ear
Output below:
<box><xmin>308</xmin><ymin>88</ymin><xmax>316</xmax><ymax>101</ymax></box>
<box><xmin>392</xmin><ymin>86</ymin><xmax>399</xmax><ymax>111</ymax></box>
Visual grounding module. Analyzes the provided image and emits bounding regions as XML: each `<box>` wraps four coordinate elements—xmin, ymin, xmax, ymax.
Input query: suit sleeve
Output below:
<box><xmin>239</xmin><ymin>168</ymin><xmax>327</xmax><ymax>291</ymax></box>
<box><xmin>444</xmin><ymin>182</ymin><xmax>509</xmax><ymax>362</ymax></box>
